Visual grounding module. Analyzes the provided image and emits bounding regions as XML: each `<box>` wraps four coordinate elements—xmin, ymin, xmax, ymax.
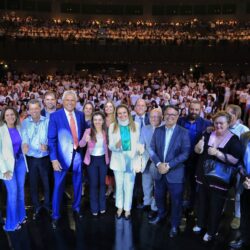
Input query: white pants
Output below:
<box><xmin>114</xmin><ymin>170</ymin><xmax>136</xmax><ymax>211</ymax></box>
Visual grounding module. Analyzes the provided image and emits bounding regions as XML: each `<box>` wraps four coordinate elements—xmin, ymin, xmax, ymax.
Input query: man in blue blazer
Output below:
<box><xmin>149</xmin><ymin>105</ymin><xmax>191</xmax><ymax>238</ymax></box>
<box><xmin>48</xmin><ymin>90</ymin><xmax>87</xmax><ymax>229</ymax></box>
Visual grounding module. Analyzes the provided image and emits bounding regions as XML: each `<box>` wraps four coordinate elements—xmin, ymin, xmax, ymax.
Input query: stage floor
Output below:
<box><xmin>0</xmin><ymin>195</ymin><xmax>244</xmax><ymax>250</ymax></box>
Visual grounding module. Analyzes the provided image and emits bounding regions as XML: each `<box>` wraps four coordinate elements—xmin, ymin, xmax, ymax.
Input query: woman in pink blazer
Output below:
<box><xmin>79</xmin><ymin>111</ymin><xmax>109</xmax><ymax>216</ymax></box>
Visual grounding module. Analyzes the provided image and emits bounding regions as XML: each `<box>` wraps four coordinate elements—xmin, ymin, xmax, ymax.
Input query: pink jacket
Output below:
<box><xmin>79</xmin><ymin>128</ymin><xmax>110</xmax><ymax>165</ymax></box>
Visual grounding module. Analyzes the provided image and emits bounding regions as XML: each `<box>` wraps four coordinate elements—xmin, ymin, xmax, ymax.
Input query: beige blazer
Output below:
<box><xmin>108</xmin><ymin>122</ymin><xmax>142</xmax><ymax>172</ymax></box>
<box><xmin>0</xmin><ymin>124</ymin><xmax>28</xmax><ymax>180</ymax></box>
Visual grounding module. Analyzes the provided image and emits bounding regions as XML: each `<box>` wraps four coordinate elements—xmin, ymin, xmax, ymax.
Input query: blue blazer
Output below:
<box><xmin>48</xmin><ymin>108</ymin><xmax>87</xmax><ymax>169</ymax></box>
<box><xmin>150</xmin><ymin>124</ymin><xmax>191</xmax><ymax>183</ymax></box>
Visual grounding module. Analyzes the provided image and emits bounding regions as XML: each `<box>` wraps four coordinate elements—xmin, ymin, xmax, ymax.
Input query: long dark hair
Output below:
<box><xmin>90</xmin><ymin>111</ymin><xmax>106</xmax><ymax>142</ymax></box>
<box><xmin>0</xmin><ymin>106</ymin><xmax>20</xmax><ymax>127</ymax></box>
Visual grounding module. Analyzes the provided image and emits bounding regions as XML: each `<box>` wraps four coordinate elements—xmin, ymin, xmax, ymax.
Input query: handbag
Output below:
<box><xmin>203</xmin><ymin>153</ymin><xmax>238</xmax><ymax>188</ymax></box>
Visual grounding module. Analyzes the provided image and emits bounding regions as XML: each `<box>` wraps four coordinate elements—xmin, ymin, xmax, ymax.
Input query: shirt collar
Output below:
<box><xmin>28</xmin><ymin>115</ymin><xmax>45</xmax><ymax>123</ymax></box>
<box><xmin>165</xmin><ymin>124</ymin><xmax>176</xmax><ymax>132</ymax></box>
<box><xmin>136</xmin><ymin>114</ymin><xmax>145</xmax><ymax>119</ymax></box>
<box><xmin>64</xmin><ymin>108</ymin><xmax>75</xmax><ymax>117</ymax></box>
<box><xmin>230</xmin><ymin>120</ymin><xmax>240</xmax><ymax>129</ymax></box>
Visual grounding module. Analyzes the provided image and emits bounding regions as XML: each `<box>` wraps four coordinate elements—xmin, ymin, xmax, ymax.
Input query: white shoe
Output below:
<box><xmin>193</xmin><ymin>225</ymin><xmax>202</xmax><ymax>233</ymax></box>
<box><xmin>203</xmin><ymin>233</ymin><xmax>212</xmax><ymax>242</ymax></box>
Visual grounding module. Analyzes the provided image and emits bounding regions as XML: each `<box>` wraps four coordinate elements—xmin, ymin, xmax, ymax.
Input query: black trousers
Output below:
<box><xmin>240</xmin><ymin>189</ymin><xmax>250</xmax><ymax>243</ymax></box>
<box><xmin>27</xmin><ymin>155</ymin><xmax>50</xmax><ymax>212</ymax></box>
<box><xmin>196</xmin><ymin>183</ymin><xmax>227</xmax><ymax>236</ymax></box>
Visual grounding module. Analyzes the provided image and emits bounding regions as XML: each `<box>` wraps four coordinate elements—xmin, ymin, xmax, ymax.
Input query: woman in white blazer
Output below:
<box><xmin>109</xmin><ymin>104</ymin><xmax>144</xmax><ymax>220</ymax></box>
<box><xmin>0</xmin><ymin>107</ymin><xmax>28</xmax><ymax>231</ymax></box>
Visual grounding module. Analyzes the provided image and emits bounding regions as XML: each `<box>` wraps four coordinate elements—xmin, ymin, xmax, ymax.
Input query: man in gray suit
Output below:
<box><xmin>149</xmin><ymin>105</ymin><xmax>191</xmax><ymax>238</ymax></box>
<box><xmin>140</xmin><ymin>108</ymin><xmax>163</xmax><ymax>219</ymax></box>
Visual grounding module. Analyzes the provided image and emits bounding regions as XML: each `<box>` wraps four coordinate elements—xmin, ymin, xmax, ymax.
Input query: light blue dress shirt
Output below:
<box><xmin>21</xmin><ymin>115</ymin><xmax>49</xmax><ymax>158</ymax></box>
<box><xmin>163</xmin><ymin>125</ymin><xmax>176</xmax><ymax>162</ymax></box>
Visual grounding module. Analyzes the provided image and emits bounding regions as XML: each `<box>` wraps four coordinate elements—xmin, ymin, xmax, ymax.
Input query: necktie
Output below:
<box><xmin>139</xmin><ymin>116</ymin><xmax>143</xmax><ymax>129</ymax></box>
<box><xmin>69</xmin><ymin>112</ymin><xmax>78</xmax><ymax>149</ymax></box>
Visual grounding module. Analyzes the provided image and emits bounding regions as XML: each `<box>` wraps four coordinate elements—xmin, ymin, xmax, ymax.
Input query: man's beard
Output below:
<box><xmin>189</xmin><ymin>113</ymin><xmax>199</xmax><ymax>120</ymax></box>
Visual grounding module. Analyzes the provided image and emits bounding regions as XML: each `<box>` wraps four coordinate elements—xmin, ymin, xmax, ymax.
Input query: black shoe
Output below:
<box><xmin>169</xmin><ymin>227</ymin><xmax>179</xmax><ymax>238</ymax></box>
<box><xmin>124</xmin><ymin>213</ymin><xmax>131</xmax><ymax>220</ymax></box>
<box><xmin>73</xmin><ymin>211</ymin><xmax>84</xmax><ymax>221</ymax></box>
<box><xmin>116</xmin><ymin>211</ymin><xmax>123</xmax><ymax>220</ymax></box>
<box><xmin>51</xmin><ymin>219</ymin><xmax>58</xmax><ymax>230</ymax></box>
<box><xmin>229</xmin><ymin>238</ymin><xmax>248</xmax><ymax>249</ymax></box>
<box><xmin>137</xmin><ymin>204</ymin><xmax>151</xmax><ymax>211</ymax></box>
<box><xmin>148</xmin><ymin>216</ymin><xmax>165</xmax><ymax>225</ymax></box>
<box><xmin>147</xmin><ymin>211</ymin><xmax>158</xmax><ymax>220</ymax></box>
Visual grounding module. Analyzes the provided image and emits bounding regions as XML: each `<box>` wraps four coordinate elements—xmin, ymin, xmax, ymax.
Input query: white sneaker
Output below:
<box><xmin>203</xmin><ymin>233</ymin><xmax>212</xmax><ymax>242</ymax></box>
<box><xmin>193</xmin><ymin>225</ymin><xmax>202</xmax><ymax>233</ymax></box>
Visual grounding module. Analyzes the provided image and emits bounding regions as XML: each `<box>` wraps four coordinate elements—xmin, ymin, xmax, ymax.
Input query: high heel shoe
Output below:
<box><xmin>124</xmin><ymin>211</ymin><xmax>131</xmax><ymax>220</ymax></box>
<box><xmin>116</xmin><ymin>209</ymin><xmax>123</xmax><ymax>219</ymax></box>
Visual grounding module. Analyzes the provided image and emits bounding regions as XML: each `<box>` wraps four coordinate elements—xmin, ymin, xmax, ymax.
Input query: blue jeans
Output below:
<box><xmin>3</xmin><ymin>155</ymin><xmax>26</xmax><ymax>231</ymax></box>
<box><xmin>87</xmin><ymin>155</ymin><xmax>107</xmax><ymax>213</ymax></box>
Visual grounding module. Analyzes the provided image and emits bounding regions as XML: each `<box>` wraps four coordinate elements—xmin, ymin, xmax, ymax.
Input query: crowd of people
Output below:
<box><xmin>1</xmin><ymin>14</ymin><xmax>250</xmax><ymax>44</ymax></box>
<box><xmin>0</xmin><ymin>69</ymin><xmax>250</xmax><ymax>124</ymax></box>
<box><xmin>0</xmin><ymin>68</ymin><xmax>249</xmax><ymax>249</ymax></box>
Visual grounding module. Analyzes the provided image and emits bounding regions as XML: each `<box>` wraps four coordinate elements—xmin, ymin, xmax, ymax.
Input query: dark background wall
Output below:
<box><xmin>1</xmin><ymin>0</ymin><xmax>250</xmax><ymax>21</ymax></box>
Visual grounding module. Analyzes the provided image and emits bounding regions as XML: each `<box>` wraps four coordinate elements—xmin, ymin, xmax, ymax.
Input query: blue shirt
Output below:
<box><xmin>163</xmin><ymin>125</ymin><xmax>175</xmax><ymax>162</ymax></box>
<box><xmin>21</xmin><ymin>115</ymin><xmax>49</xmax><ymax>158</ymax></box>
<box><xmin>244</xmin><ymin>142</ymin><xmax>250</xmax><ymax>175</ymax></box>
<box><xmin>184</xmin><ymin>121</ymin><xmax>198</xmax><ymax>150</ymax></box>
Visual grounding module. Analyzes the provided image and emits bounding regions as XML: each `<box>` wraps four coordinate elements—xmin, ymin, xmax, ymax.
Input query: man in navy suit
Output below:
<box><xmin>149</xmin><ymin>105</ymin><xmax>191</xmax><ymax>238</ymax></box>
<box><xmin>48</xmin><ymin>90</ymin><xmax>87</xmax><ymax>229</ymax></box>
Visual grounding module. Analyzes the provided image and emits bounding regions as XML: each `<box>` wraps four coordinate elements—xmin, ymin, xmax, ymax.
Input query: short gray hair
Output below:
<box><xmin>62</xmin><ymin>90</ymin><xmax>77</xmax><ymax>101</ymax></box>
